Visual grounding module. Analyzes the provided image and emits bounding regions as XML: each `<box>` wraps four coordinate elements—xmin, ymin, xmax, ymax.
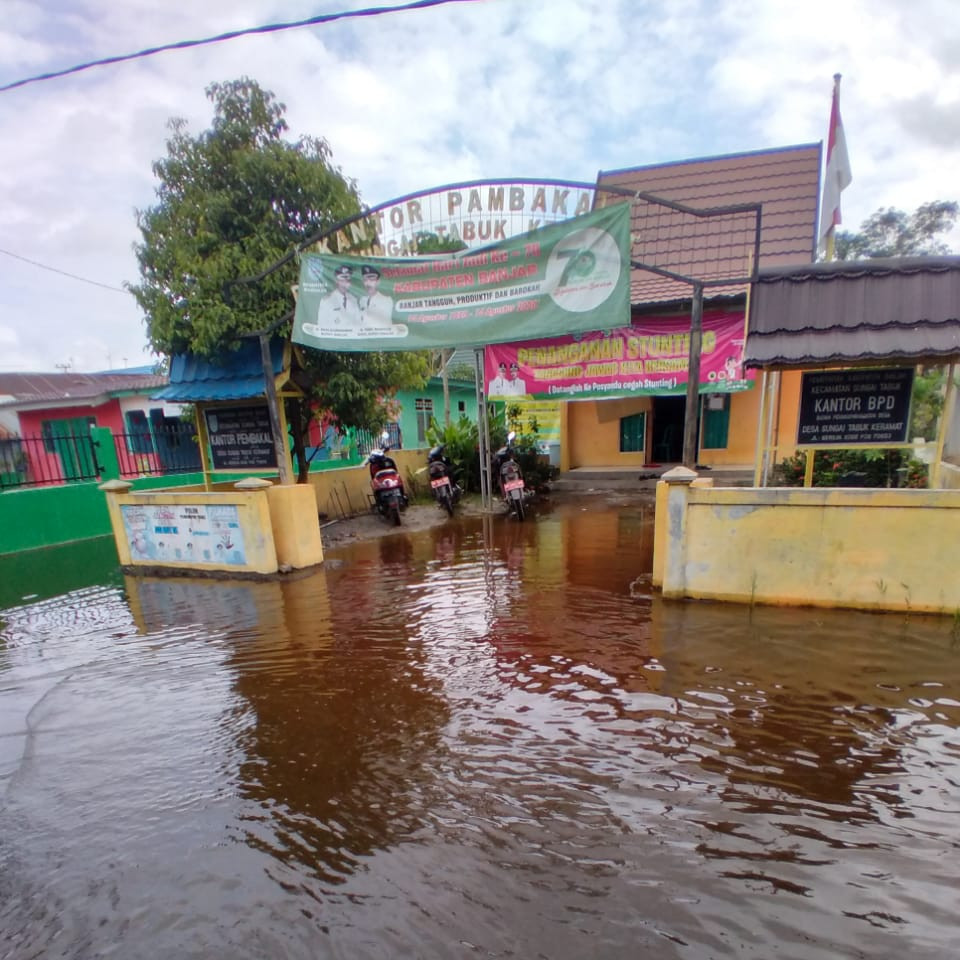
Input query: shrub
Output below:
<box><xmin>773</xmin><ymin>448</ymin><xmax>909</xmax><ymax>487</ymax></box>
<box><xmin>425</xmin><ymin>416</ymin><xmax>480</xmax><ymax>492</ymax></box>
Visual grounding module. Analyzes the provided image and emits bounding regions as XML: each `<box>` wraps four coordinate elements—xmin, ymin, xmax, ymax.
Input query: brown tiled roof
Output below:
<box><xmin>0</xmin><ymin>371</ymin><xmax>167</xmax><ymax>409</ymax></box>
<box><xmin>596</xmin><ymin>144</ymin><xmax>822</xmax><ymax>307</ymax></box>
<box><xmin>746</xmin><ymin>256</ymin><xmax>960</xmax><ymax>367</ymax></box>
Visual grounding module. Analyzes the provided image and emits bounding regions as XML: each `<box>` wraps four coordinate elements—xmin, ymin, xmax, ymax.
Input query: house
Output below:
<box><xmin>394</xmin><ymin>348</ymin><xmax>479</xmax><ymax>448</ymax></box>
<box><xmin>554</xmin><ymin>143</ymin><xmax>821</xmax><ymax>471</ymax></box>
<box><xmin>0</xmin><ymin>367</ymin><xmax>190</xmax><ymax>484</ymax></box>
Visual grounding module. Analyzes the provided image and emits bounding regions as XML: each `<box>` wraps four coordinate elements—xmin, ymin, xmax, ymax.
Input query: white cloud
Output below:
<box><xmin>1</xmin><ymin>0</ymin><xmax>957</xmax><ymax>372</ymax></box>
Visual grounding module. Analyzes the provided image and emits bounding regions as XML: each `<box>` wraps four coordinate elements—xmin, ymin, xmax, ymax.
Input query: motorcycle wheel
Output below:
<box><xmin>513</xmin><ymin>494</ymin><xmax>525</xmax><ymax>521</ymax></box>
<box><xmin>391</xmin><ymin>501</ymin><xmax>402</xmax><ymax>526</ymax></box>
<box><xmin>441</xmin><ymin>488</ymin><xmax>454</xmax><ymax>517</ymax></box>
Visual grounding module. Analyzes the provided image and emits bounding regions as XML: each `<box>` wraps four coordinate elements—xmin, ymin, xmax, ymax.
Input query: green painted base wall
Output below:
<box><xmin>0</xmin><ymin>473</ymin><xmax>207</xmax><ymax>556</ymax></box>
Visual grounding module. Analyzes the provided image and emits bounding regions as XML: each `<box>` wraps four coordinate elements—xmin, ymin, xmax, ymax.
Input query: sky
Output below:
<box><xmin>1</xmin><ymin>0</ymin><xmax>958</xmax><ymax>373</ymax></box>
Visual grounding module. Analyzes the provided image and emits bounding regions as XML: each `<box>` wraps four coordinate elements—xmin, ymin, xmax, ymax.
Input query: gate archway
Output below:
<box><xmin>230</xmin><ymin>178</ymin><xmax>761</xmax><ymax>499</ymax></box>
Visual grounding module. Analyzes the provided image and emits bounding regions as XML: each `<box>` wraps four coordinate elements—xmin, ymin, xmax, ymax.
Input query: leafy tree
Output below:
<box><xmin>909</xmin><ymin>366</ymin><xmax>947</xmax><ymax>440</ymax></box>
<box><xmin>834</xmin><ymin>200</ymin><xmax>958</xmax><ymax>260</ymax></box>
<box><xmin>131</xmin><ymin>77</ymin><xmax>361</xmax><ymax>356</ymax></box>
<box><xmin>129</xmin><ymin>78</ymin><xmax>430</xmax><ymax>480</ymax></box>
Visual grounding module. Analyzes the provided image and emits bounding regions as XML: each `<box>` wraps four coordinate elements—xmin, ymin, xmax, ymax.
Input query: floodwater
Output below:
<box><xmin>1</xmin><ymin>500</ymin><xmax>959</xmax><ymax>960</ymax></box>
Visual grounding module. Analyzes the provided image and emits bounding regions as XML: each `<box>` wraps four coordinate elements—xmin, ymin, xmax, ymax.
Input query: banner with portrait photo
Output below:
<box><xmin>484</xmin><ymin>310</ymin><xmax>755</xmax><ymax>400</ymax></box>
<box><xmin>292</xmin><ymin>205</ymin><xmax>630</xmax><ymax>352</ymax></box>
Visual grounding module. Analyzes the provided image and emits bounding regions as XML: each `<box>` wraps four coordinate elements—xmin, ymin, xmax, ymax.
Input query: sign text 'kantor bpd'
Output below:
<box><xmin>796</xmin><ymin>368</ymin><xmax>914</xmax><ymax>446</ymax></box>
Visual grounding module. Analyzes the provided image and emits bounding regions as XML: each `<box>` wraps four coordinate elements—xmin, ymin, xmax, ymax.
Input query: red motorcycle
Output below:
<box><xmin>366</xmin><ymin>435</ymin><xmax>408</xmax><ymax>526</ymax></box>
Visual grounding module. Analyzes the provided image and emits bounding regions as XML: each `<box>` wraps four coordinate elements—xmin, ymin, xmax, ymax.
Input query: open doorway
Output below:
<box><xmin>650</xmin><ymin>396</ymin><xmax>686</xmax><ymax>463</ymax></box>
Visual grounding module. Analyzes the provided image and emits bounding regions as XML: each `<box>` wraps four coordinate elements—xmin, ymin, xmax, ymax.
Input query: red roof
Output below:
<box><xmin>596</xmin><ymin>143</ymin><xmax>822</xmax><ymax>307</ymax></box>
<box><xmin>0</xmin><ymin>371</ymin><xmax>167</xmax><ymax>409</ymax></box>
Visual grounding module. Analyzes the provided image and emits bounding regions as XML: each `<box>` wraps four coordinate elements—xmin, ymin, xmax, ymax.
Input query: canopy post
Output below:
<box><xmin>682</xmin><ymin>283</ymin><xmax>704</xmax><ymax>466</ymax></box>
<box><xmin>261</xmin><ymin>332</ymin><xmax>293</xmax><ymax>485</ymax></box>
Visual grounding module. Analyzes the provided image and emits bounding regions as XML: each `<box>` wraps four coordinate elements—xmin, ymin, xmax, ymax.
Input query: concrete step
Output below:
<box><xmin>555</xmin><ymin>466</ymin><xmax>754</xmax><ymax>490</ymax></box>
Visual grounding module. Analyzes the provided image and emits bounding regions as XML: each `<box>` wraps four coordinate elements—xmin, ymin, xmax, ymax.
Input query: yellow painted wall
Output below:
<box><xmin>267</xmin><ymin>484</ymin><xmax>324</xmax><ymax>569</ymax></box>
<box><xmin>306</xmin><ymin>449</ymin><xmax>426</xmax><ymax>520</ymax></box>
<box><xmin>654</xmin><ymin>479</ymin><xmax>960</xmax><ymax>614</ymax></box>
<box><xmin>103</xmin><ymin>487</ymin><xmax>279</xmax><ymax>575</ymax></box>
<box><xmin>563</xmin><ymin>372</ymin><xmax>806</xmax><ymax>471</ymax></box>
<box><xmin>941</xmin><ymin>462</ymin><xmax>960</xmax><ymax>489</ymax></box>
<box><xmin>567</xmin><ymin>398</ymin><xmax>653</xmax><ymax>467</ymax></box>
<box><xmin>776</xmin><ymin>370</ymin><xmax>804</xmax><ymax>456</ymax></box>
<box><xmin>697</xmin><ymin>388</ymin><xmax>761</xmax><ymax>468</ymax></box>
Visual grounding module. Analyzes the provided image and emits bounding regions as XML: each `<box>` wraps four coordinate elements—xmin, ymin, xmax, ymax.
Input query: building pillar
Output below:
<box><xmin>657</xmin><ymin>466</ymin><xmax>697</xmax><ymax>598</ymax></box>
<box><xmin>92</xmin><ymin>426</ymin><xmax>120</xmax><ymax>481</ymax></box>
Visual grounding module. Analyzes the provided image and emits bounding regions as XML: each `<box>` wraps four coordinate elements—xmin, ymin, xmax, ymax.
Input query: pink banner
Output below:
<box><xmin>484</xmin><ymin>310</ymin><xmax>754</xmax><ymax>399</ymax></box>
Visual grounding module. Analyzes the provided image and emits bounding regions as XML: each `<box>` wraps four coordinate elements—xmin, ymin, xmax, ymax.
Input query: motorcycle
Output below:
<box><xmin>366</xmin><ymin>433</ymin><xmax>408</xmax><ymax>526</ymax></box>
<box><xmin>426</xmin><ymin>443</ymin><xmax>462</xmax><ymax>517</ymax></box>
<box><xmin>491</xmin><ymin>431</ymin><xmax>526</xmax><ymax>521</ymax></box>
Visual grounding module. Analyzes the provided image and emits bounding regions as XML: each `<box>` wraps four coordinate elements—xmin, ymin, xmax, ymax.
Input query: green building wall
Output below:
<box><xmin>395</xmin><ymin>378</ymin><xmax>478</xmax><ymax>449</ymax></box>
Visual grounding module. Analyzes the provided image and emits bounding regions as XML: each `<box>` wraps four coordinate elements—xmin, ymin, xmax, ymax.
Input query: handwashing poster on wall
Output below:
<box><xmin>121</xmin><ymin>503</ymin><xmax>247</xmax><ymax>565</ymax></box>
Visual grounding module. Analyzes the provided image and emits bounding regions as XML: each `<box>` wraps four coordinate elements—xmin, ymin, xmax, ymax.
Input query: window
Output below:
<box><xmin>458</xmin><ymin>401</ymin><xmax>466</xmax><ymax>413</ymax></box>
<box><xmin>619</xmin><ymin>412</ymin><xmax>646</xmax><ymax>453</ymax></box>
<box><xmin>415</xmin><ymin>398</ymin><xmax>434</xmax><ymax>445</ymax></box>
<box><xmin>125</xmin><ymin>410</ymin><xmax>154</xmax><ymax>454</ymax></box>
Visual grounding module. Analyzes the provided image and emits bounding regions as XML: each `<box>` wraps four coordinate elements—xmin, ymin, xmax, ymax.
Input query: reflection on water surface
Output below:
<box><xmin>1</xmin><ymin>500</ymin><xmax>958</xmax><ymax>959</ymax></box>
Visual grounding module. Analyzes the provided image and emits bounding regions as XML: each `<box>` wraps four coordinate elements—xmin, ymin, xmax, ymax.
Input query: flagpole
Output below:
<box><xmin>825</xmin><ymin>74</ymin><xmax>841</xmax><ymax>261</ymax></box>
<box><xmin>819</xmin><ymin>72</ymin><xmax>851</xmax><ymax>263</ymax></box>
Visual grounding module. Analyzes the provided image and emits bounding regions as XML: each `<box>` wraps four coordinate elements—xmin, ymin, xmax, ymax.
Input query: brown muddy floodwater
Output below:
<box><xmin>1</xmin><ymin>497</ymin><xmax>959</xmax><ymax>959</ymax></box>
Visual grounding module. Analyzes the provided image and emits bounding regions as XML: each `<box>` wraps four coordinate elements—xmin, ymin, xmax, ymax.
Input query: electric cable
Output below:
<box><xmin>0</xmin><ymin>247</ymin><xmax>128</xmax><ymax>293</ymax></box>
<box><xmin>1</xmin><ymin>0</ymin><xmax>481</xmax><ymax>93</ymax></box>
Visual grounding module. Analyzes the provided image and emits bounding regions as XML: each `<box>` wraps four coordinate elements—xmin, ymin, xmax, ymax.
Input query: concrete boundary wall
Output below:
<box><xmin>1</xmin><ymin>449</ymin><xmax>431</xmax><ymax>556</ymax></box>
<box><xmin>654</xmin><ymin>471</ymin><xmax>960</xmax><ymax>615</ymax></box>
<box><xmin>940</xmin><ymin>461</ymin><xmax>960</xmax><ymax>490</ymax></box>
<box><xmin>306</xmin><ymin>448</ymin><xmax>427</xmax><ymax>520</ymax></box>
<box><xmin>0</xmin><ymin>473</ymin><xmax>205</xmax><ymax>556</ymax></box>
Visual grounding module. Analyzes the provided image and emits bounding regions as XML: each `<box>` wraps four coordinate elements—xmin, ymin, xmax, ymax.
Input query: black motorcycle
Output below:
<box><xmin>491</xmin><ymin>431</ymin><xmax>526</xmax><ymax>521</ymax></box>
<box><xmin>427</xmin><ymin>443</ymin><xmax>462</xmax><ymax>517</ymax></box>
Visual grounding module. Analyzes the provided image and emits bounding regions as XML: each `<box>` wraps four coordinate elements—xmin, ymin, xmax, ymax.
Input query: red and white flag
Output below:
<box><xmin>818</xmin><ymin>74</ymin><xmax>853</xmax><ymax>257</ymax></box>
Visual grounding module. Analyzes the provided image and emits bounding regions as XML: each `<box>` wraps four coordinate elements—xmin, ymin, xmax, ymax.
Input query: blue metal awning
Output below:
<box><xmin>152</xmin><ymin>338</ymin><xmax>287</xmax><ymax>403</ymax></box>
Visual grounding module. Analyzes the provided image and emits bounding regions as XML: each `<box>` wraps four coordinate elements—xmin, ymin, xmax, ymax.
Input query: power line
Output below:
<box><xmin>1</xmin><ymin>0</ymin><xmax>480</xmax><ymax>94</ymax></box>
<box><xmin>0</xmin><ymin>247</ymin><xmax>128</xmax><ymax>293</ymax></box>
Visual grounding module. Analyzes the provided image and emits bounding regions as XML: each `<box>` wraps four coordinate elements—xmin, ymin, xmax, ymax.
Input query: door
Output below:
<box><xmin>41</xmin><ymin>416</ymin><xmax>97</xmax><ymax>481</ymax></box>
<box><xmin>651</xmin><ymin>396</ymin><xmax>686</xmax><ymax>462</ymax></box>
<box><xmin>701</xmin><ymin>394</ymin><xmax>730</xmax><ymax>449</ymax></box>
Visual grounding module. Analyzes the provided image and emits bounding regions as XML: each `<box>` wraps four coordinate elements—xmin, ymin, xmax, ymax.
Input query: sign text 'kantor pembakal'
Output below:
<box><xmin>204</xmin><ymin>405</ymin><xmax>277</xmax><ymax>470</ymax></box>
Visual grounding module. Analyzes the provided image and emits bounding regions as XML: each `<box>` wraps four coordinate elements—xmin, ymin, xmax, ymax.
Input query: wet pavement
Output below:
<box><xmin>1</xmin><ymin>497</ymin><xmax>958</xmax><ymax>958</ymax></box>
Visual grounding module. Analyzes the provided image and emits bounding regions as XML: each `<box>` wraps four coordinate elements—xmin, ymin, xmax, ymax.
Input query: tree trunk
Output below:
<box><xmin>441</xmin><ymin>348</ymin><xmax>454</xmax><ymax>426</ymax></box>
<box><xmin>286</xmin><ymin>397</ymin><xmax>310</xmax><ymax>483</ymax></box>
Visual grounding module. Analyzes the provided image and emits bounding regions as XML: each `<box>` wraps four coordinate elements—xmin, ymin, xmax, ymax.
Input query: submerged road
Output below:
<box><xmin>1</xmin><ymin>498</ymin><xmax>958</xmax><ymax>958</ymax></box>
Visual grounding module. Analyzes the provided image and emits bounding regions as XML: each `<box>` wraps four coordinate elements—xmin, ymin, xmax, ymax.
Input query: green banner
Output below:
<box><xmin>292</xmin><ymin>205</ymin><xmax>630</xmax><ymax>352</ymax></box>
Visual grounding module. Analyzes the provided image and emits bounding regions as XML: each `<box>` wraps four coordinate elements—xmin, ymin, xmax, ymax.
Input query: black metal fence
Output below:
<box><xmin>113</xmin><ymin>423</ymin><xmax>202</xmax><ymax>478</ymax></box>
<box><xmin>354</xmin><ymin>423</ymin><xmax>402</xmax><ymax>457</ymax></box>
<box><xmin>0</xmin><ymin>431</ymin><xmax>100</xmax><ymax>489</ymax></box>
<box><xmin>0</xmin><ymin>423</ymin><xmax>203</xmax><ymax>490</ymax></box>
